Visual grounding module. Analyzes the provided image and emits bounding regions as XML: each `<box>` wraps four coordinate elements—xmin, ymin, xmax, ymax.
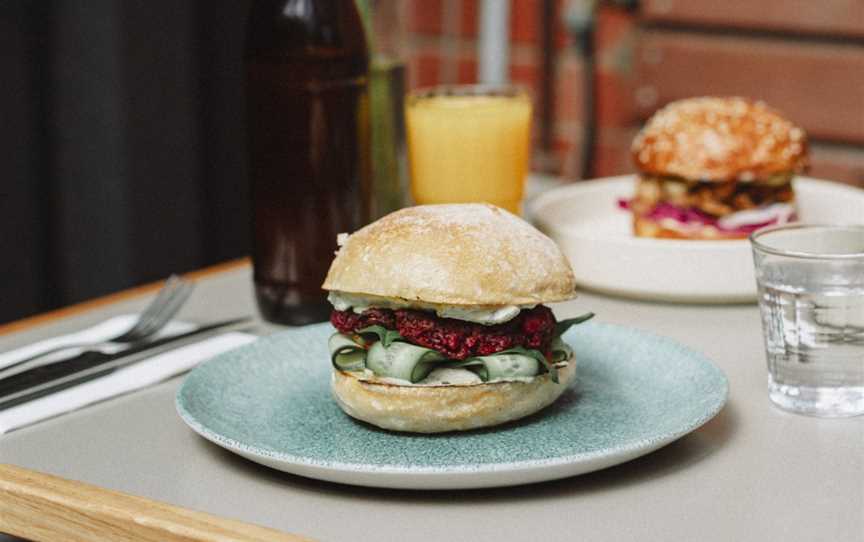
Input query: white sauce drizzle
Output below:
<box><xmin>327</xmin><ymin>291</ymin><xmax>531</xmax><ymax>325</ymax></box>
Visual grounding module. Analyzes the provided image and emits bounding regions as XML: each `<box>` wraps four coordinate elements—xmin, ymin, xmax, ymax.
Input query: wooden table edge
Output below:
<box><xmin>0</xmin><ymin>258</ymin><xmax>251</xmax><ymax>337</ymax></box>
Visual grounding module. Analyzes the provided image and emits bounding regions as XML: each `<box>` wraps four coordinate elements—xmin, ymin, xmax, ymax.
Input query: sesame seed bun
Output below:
<box><xmin>631</xmin><ymin>97</ymin><xmax>808</xmax><ymax>183</ymax></box>
<box><xmin>322</xmin><ymin>203</ymin><xmax>576</xmax><ymax>307</ymax></box>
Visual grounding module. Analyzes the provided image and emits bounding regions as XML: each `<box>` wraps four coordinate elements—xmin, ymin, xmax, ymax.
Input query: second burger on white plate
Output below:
<box><xmin>530</xmin><ymin>175</ymin><xmax>864</xmax><ymax>303</ymax></box>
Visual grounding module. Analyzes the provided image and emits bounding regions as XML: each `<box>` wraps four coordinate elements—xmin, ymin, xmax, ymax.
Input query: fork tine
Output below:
<box><xmin>125</xmin><ymin>282</ymin><xmax>195</xmax><ymax>341</ymax></box>
<box><xmin>114</xmin><ymin>275</ymin><xmax>186</xmax><ymax>342</ymax></box>
<box><xmin>145</xmin><ymin>275</ymin><xmax>183</xmax><ymax>310</ymax></box>
<box><xmin>125</xmin><ymin>283</ymin><xmax>184</xmax><ymax>336</ymax></box>
<box><xmin>125</xmin><ymin>283</ymin><xmax>189</xmax><ymax>339</ymax></box>
<box><xmin>137</xmin><ymin>284</ymin><xmax>194</xmax><ymax>338</ymax></box>
<box><xmin>2</xmin><ymin>275</ymin><xmax>195</xmax><ymax>372</ymax></box>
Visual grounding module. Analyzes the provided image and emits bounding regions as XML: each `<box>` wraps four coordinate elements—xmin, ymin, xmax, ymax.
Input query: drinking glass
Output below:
<box><xmin>405</xmin><ymin>84</ymin><xmax>532</xmax><ymax>214</ymax></box>
<box><xmin>750</xmin><ymin>224</ymin><xmax>864</xmax><ymax>417</ymax></box>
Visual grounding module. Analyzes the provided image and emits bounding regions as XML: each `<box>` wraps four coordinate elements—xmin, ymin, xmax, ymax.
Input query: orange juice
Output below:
<box><xmin>406</xmin><ymin>88</ymin><xmax>531</xmax><ymax>214</ymax></box>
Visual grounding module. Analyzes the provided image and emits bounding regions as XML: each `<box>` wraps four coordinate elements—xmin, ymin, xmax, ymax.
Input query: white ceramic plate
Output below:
<box><xmin>529</xmin><ymin>176</ymin><xmax>864</xmax><ymax>303</ymax></box>
<box><xmin>177</xmin><ymin>322</ymin><xmax>727</xmax><ymax>490</ymax></box>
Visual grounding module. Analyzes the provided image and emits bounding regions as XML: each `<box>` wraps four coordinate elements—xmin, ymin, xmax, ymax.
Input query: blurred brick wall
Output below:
<box><xmin>634</xmin><ymin>0</ymin><xmax>864</xmax><ymax>187</ymax></box>
<box><xmin>397</xmin><ymin>0</ymin><xmax>864</xmax><ymax>187</ymax></box>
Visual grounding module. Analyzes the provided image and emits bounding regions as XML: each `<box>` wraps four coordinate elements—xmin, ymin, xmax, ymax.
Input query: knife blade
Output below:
<box><xmin>0</xmin><ymin>317</ymin><xmax>252</xmax><ymax>411</ymax></box>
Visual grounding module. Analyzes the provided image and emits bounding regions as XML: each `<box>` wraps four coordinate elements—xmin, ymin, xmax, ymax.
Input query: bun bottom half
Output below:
<box><xmin>633</xmin><ymin>216</ymin><xmax>749</xmax><ymax>240</ymax></box>
<box><xmin>331</xmin><ymin>359</ymin><xmax>576</xmax><ymax>434</ymax></box>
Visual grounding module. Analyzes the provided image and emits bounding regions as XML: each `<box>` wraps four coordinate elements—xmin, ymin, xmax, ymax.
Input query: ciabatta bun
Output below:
<box><xmin>331</xmin><ymin>358</ymin><xmax>576</xmax><ymax>433</ymax></box>
<box><xmin>322</xmin><ymin>203</ymin><xmax>576</xmax><ymax>306</ymax></box>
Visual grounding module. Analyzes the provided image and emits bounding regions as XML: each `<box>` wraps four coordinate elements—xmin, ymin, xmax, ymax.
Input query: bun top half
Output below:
<box><xmin>631</xmin><ymin>97</ymin><xmax>808</xmax><ymax>183</ymax></box>
<box><xmin>322</xmin><ymin>203</ymin><xmax>576</xmax><ymax>306</ymax></box>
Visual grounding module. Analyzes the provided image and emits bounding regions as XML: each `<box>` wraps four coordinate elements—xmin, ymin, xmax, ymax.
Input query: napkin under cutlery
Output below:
<box><xmin>0</xmin><ymin>315</ymin><xmax>256</xmax><ymax>434</ymax></box>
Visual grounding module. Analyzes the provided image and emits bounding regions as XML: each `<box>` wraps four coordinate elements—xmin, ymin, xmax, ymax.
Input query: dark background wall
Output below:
<box><xmin>3</xmin><ymin>0</ymin><xmax>863</xmax><ymax>325</ymax></box>
<box><xmin>0</xmin><ymin>0</ymin><xmax>253</xmax><ymax>324</ymax></box>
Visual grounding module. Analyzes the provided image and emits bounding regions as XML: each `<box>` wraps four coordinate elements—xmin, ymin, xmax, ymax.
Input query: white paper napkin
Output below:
<box><xmin>0</xmin><ymin>315</ymin><xmax>196</xmax><ymax>371</ymax></box>
<box><xmin>0</xmin><ymin>315</ymin><xmax>256</xmax><ymax>434</ymax></box>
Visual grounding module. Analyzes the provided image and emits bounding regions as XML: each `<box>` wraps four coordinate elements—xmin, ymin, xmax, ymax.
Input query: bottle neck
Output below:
<box><xmin>246</xmin><ymin>0</ymin><xmax>368</xmax><ymax>61</ymax></box>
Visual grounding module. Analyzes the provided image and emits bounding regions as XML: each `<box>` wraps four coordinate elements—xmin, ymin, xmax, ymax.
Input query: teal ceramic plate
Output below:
<box><xmin>176</xmin><ymin>322</ymin><xmax>727</xmax><ymax>490</ymax></box>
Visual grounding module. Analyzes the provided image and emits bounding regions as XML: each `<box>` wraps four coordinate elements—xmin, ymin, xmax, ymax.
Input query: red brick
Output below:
<box><xmin>407</xmin><ymin>0</ymin><xmax>443</xmax><ymax>35</ymax></box>
<box><xmin>511</xmin><ymin>0</ymin><xmax>540</xmax><ymax>43</ymax></box>
<box><xmin>510</xmin><ymin>62</ymin><xmax>539</xmax><ymax>89</ymax></box>
<box><xmin>553</xmin><ymin>135</ymin><xmax>577</xmax><ymax>153</ymax></box>
<box><xmin>809</xmin><ymin>143</ymin><xmax>864</xmax><ymax>188</ymax></box>
<box><xmin>460</xmin><ymin>0</ymin><xmax>478</xmax><ymax>36</ymax></box>
<box><xmin>641</xmin><ymin>0</ymin><xmax>864</xmax><ymax>39</ymax></box>
<box><xmin>554</xmin><ymin>136</ymin><xmax>583</xmax><ymax>179</ymax></box>
<box><xmin>506</xmin><ymin>0</ymin><xmax>570</xmax><ymax>47</ymax></box>
<box><xmin>590</xmin><ymin>127</ymin><xmax>638</xmax><ymax>178</ymax></box>
<box><xmin>551</xmin><ymin>124</ymin><xmax>638</xmax><ymax>179</ymax></box>
<box><xmin>635</xmin><ymin>31</ymin><xmax>864</xmax><ymax>143</ymax></box>
<box><xmin>554</xmin><ymin>0</ymin><xmax>572</xmax><ymax>49</ymax></box>
<box><xmin>408</xmin><ymin>54</ymin><xmax>442</xmax><ymax>89</ymax></box>
<box><xmin>532</xmin><ymin>138</ymin><xmax>571</xmax><ymax>176</ymax></box>
<box><xmin>457</xmin><ymin>58</ymin><xmax>478</xmax><ymax>84</ymax></box>
<box><xmin>595</xmin><ymin>70</ymin><xmax>637</xmax><ymax>127</ymax></box>
<box><xmin>596</xmin><ymin>6</ymin><xmax>636</xmax><ymax>50</ymax></box>
<box><xmin>593</xmin><ymin>144</ymin><xmax>635</xmax><ymax>178</ymax></box>
<box><xmin>553</xmin><ymin>137</ymin><xmax>577</xmax><ymax>153</ymax></box>
<box><xmin>554</xmin><ymin>54</ymin><xmax>584</xmax><ymax>122</ymax></box>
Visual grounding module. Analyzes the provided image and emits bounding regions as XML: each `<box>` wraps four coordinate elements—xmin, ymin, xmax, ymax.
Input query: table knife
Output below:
<box><xmin>0</xmin><ymin>317</ymin><xmax>251</xmax><ymax>411</ymax></box>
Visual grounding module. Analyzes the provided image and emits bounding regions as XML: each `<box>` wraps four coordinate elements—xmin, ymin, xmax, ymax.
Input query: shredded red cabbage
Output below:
<box><xmin>617</xmin><ymin>199</ymin><xmax>790</xmax><ymax>234</ymax></box>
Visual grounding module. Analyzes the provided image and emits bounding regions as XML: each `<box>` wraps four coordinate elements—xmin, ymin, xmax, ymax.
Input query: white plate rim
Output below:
<box><xmin>528</xmin><ymin>175</ymin><xmax>864</xmax><ymax>304</ymax></box>
<box><xmin>530</xmin><ymin>175</ymin><xmax>864</xmax><ymax>250</ymax></box>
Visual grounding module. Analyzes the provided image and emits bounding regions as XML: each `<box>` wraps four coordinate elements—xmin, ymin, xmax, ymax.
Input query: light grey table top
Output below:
<box><xmin>1</xmin><ymin>264</ymin><xmax>862</xmax><ymax>541</ymax></box>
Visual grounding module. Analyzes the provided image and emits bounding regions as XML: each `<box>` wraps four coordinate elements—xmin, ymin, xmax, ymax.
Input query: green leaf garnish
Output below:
<box><xmin>554</xmin><ymin>312</ymin><xmax>595</xmax><ymax>339</ymax></box>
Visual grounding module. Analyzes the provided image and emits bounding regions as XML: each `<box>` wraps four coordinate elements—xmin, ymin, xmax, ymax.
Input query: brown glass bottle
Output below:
<box><xmin>246</xmin><ymin>0</ymin><xmax>371</xmax><ymax>325</ymax></box>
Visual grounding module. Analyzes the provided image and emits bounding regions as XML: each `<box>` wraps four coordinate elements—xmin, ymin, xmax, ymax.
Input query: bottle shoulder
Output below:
<box><xmin>246</xmin><ymin>0</ymin><xmax>368</xmax><ymax>59</ymax></box>
<box><xmin>246</xmin><ymin>49</ymin><xmax>368</xmax><ymax>83</ymax></box>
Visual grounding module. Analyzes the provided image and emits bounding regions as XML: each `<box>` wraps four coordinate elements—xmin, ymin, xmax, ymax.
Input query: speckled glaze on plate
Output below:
<box><xmin>176</xmin><ymin>322</ymin><xmax>727</xmax><ymax>490</ymax></box>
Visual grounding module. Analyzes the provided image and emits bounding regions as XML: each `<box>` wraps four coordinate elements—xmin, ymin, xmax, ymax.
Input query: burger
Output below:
<box><xmin>626</xmin><ymin>96</ymin><xmax>808</xmax><ymax>240</ymax></box>
<box><xmin>322</xmin><ymin>203</ymin><xmax>593</xmax><ymax>433</ymax></box>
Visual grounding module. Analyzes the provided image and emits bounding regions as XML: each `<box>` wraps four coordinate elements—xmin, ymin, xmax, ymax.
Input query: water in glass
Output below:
<box><xmin>757</xmin><ymin>258</ymin><xmax>864</xmax><ymax>416</ymax></box>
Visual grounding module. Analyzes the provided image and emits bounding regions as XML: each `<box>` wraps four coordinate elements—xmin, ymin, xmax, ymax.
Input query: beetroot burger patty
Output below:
<box><xmin>330</xmin><ymin>307</ymin><xmax>395</xmax><ymax>331</ymax></box>
<box><xmin>330</xmin><ymin>305</ymin><xmax>556</xmax><ymax>360</ymax></box>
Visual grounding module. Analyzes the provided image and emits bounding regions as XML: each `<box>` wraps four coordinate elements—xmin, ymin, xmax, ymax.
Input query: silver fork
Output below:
<box><xmin>0</xmin><ymin>275</ymin><xmax>195</xmax><ymax>375</ymax></box>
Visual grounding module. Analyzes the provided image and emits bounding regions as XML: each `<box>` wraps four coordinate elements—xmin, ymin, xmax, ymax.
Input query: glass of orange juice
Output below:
<box><xmin>405</xmin><ymin>85</ymin><xmax>532</xmax><ymax>214</ymax></box>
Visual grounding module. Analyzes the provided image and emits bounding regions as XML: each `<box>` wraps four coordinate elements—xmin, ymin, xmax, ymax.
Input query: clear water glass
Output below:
<box><xmin>750</xmin><ymin>224</ymin><xmax>864</xmax><ymax>417</ymax></box>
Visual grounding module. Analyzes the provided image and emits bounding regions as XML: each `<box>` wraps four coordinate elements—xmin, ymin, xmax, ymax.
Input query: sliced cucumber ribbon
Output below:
<box><xmin>328</xmin><ymin>313</ymin><xmax>590</xmax><ymax>384</ymax></box>
<box><xmin>445</xmin><ymin>354</ymin><xmax>539</xmax><ymax>382</ymax></box>
<box><xmin>329</xmin><ymin>333</ymin><xmax>570</xmax><ymax>384</ymax></box>
<box><xmin>550</xmin><ymin>337</ymin><xmax>573</xmax><ymax>363</ymax></box>
<box><xmin>329</xmin><ymin>333</ymin><xmax>366</xmax><ymax>372</ymax></box>
<box><xmin>366</xmin><ymin>341</ymin><xmax>445</xmax><ymax>383</ymax></box>
<box><xmin>356</xmin><ymin>325</ymin><xmax>402</xmax><ymax>347</ymax></box>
